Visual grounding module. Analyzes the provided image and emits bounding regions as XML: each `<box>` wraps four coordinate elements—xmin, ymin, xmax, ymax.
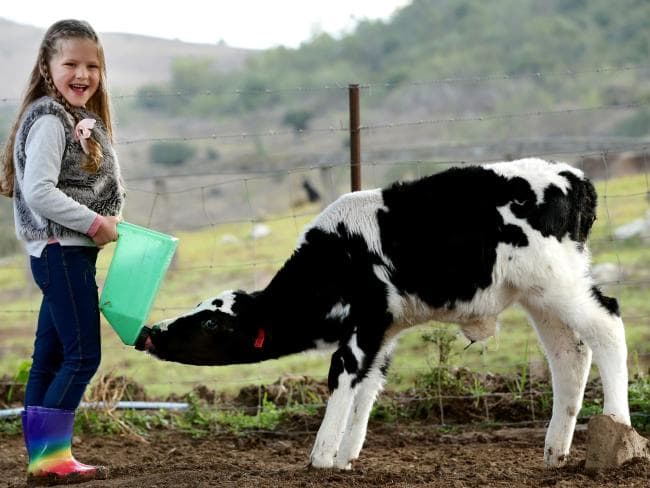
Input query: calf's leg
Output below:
<box><xmin>334</xmin><ymin>344</ymin><xmax>394</xmax><ymax>469</ymax></box>
<box><xmin>310</xmin><ymin>340</ymin><xmax>363</xmax><ymax>468</ymax></box>
<box><xmin>522</xmin><ymin>300</ymin><xmax>592</xmax><ymax>466</ymax></box>
<box><xmin>523</xmin><ymin>285</ymin><xmax>630</xmax><ymax>466</ymax></box>
<box><xmin>565</xmin><ymin>292</ymin><xmax>629</xmax><ymax>423</ymax></box>
<box><xmin>534</xmin><ymin>288</ymin><xmax>630</xmax><ymax>424</ymax></box>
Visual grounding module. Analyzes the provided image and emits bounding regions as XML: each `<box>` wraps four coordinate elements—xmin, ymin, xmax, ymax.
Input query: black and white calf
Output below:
<box><xmin>141</xmin><ymin>158</ymin><xmax>630</xmax><ymax>469</ymax></box>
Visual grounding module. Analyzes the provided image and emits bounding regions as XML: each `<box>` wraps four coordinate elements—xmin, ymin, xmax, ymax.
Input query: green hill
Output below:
<box><xmin>138</xmin><ymin>0</ymin><xmax>650</xmax><ymax>131</ymax></box>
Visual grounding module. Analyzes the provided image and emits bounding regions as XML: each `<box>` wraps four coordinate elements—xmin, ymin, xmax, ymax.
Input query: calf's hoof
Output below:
<box><xmin>309</xmin><ymin>454</ymin><xmax>335</xmax><ymax>469</ymax></box>
<box><xmin>333</xmin><ymin>457</ymin><xmax>353</xmax><ymax>470</ymax></box>
<box><xmin>544</xmin><ymin>446</ymin><xmax>568</xmax><ymax>467</ymax></box>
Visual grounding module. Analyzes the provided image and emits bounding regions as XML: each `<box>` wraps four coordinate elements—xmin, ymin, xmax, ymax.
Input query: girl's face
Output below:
<box><xmin>48</xmin><ymin>38</ymin><xmax>101</xmax><ymax>108</ymax></box>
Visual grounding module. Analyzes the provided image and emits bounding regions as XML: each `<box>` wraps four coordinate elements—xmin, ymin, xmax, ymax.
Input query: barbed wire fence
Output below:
<box><xmin>1</xmin><ymin>63</ymin><xmax>649</xmax><ymax>426</ymax></box>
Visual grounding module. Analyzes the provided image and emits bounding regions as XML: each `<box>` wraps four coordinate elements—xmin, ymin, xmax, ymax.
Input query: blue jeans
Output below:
<box><xmin>25</xmin><ymin>244</ymin><xmax>101</xmax><ymax>410</ymax></box>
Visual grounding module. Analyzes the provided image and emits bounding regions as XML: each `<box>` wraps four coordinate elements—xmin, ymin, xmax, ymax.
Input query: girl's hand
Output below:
<box><xmin>92</xmin><ymin>215</ymin><xmax>120</xmax><ymax>246</ymax></box>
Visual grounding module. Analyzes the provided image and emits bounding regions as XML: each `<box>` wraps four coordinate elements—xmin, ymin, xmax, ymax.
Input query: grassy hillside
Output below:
<box><xmin>0</xmin><ymin>17</ymin><xmax>254</xmax><ymax>98</ymax></box>
<box><xmin>138</xmin><ymin>0</ymin><xmax>650</xmax><ymax>125</ymax></box>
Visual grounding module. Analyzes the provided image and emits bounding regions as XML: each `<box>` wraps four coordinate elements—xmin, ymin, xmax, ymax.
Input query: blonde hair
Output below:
<box><xmin>0</xmin><ymin>19</ymin><xmax>113</xmax><ymax>197</ymax></box>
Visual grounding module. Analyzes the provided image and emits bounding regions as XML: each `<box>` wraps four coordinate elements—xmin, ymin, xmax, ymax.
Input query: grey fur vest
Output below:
<box><xmin>13</xmin><ymin>96</ymin><xmax>125</xmax><ymax>241</ymax></box>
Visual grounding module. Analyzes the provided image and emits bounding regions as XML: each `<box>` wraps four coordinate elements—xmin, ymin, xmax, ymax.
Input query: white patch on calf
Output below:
<box><xmin>215</xmin><ymin>291</ymin><xmax>237</xmax><ymax>315</ymax></box>
<box><xmin>311</xmin><ymin>303</ymin><xmax>352</xmax><ymax>351</ymax></box>
<box><xmin>373</xmin><ymin>264</ymin><xmax>407</xmax><ymax>324</ymax></box>
<box><xmin>153</xmin><ymin>291</ymin><xmax>237</xmax><ymax>331</ymax></box>
<box><xmin>298</xmin><ymin>190</ymin><xmax>391</xmax><ymax>265</ymax></box>
<box><xmin>326</xmin><ymin>302</ymin><xmax>351</xmax><ymax>321</ymax></box>
<box><xmin>485</xmin><ymin>158</ymin><xmax>580</xmax><ymax>203</ymax></box>
<box><xmin>192</xmin><ymin>297</ymin><xmax>221</xmax><ymax>315</ymax></box>
<box><xmin>348</xmin><ymin>333</ymin><xmax>365</xmax><ymax>366</ymax></box>
<box><xmin>154</xmin><ymin>318</ymin><xmax>173</xmax><ymax>332</ymax></box>
<box><xmin>495</xmin><ymin>204</ymin><xmax>591</xmax><ymax>291</ymax></box>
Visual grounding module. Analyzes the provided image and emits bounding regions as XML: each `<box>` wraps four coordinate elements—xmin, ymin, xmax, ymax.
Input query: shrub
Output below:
<box><xmin>150</xmin><ymin>141</ymin><xmax>196</xmax><ymax>166</ymax></box>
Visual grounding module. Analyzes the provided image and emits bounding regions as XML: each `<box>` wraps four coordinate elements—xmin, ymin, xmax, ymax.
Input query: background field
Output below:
<box><xmin>1</xmin><ymin>0</ymin><xmax>649</xmax><ymax>423</ymax></box>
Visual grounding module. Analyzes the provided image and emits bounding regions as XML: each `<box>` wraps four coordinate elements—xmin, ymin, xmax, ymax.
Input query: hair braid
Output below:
<box><xmin>39</xmin><ymin>56</ymin><xmax>56</xmax><ymax>97</ymax></box>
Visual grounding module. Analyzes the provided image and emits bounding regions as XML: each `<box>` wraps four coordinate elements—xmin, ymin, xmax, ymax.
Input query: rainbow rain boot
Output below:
<box><xmin>23</xmin><ymin>406</ymin><xmax>108</xmax><ymax>485</ymax></box>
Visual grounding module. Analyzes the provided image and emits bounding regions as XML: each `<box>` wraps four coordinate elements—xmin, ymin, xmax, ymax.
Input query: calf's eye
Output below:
<box><xmin>202</xmin><ymin>319</ymin><xmax>218</xmax><ymax>329</ymax></box>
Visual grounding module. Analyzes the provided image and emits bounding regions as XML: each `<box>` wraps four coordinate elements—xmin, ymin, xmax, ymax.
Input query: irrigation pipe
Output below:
<box><xmin>0</xmin><ymin>401</ymin><xmax>189</xmax><ymax>418</ymax></box>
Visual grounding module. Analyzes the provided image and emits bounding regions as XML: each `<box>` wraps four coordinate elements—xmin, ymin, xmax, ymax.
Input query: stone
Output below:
<box><xmin>584</xmin><ymin>415</ymin><xmax>650</xmax><ymax>472</ymax></box>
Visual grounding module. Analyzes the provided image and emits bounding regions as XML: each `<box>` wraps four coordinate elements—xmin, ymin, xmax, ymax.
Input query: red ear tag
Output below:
<box><xmin>254</xmin><ymin>328</ymin><xmax>265</xmax><ymax>349</ymax></box>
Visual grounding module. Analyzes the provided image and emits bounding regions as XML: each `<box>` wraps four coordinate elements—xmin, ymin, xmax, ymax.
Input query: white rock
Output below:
<box><xmin>614</xmin><ymin>219</ymin><xmax>645</xmax><ymax>240</ymax></box>
<box><xmin>221</xmin><ymin>234</ymin><xmax>239</xmax><ymax>244</ymax></box>
<box><xmin>251</xmin><ymin>223</ymin><xmax>271</xmax><ymax>240</ymax></box>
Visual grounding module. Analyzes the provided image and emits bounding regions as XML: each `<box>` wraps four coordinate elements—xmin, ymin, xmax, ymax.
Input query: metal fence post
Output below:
<box><xmin>349</xmin><ymin>84</ymin><xmax>361</xmax><ymax>192</ymax></box>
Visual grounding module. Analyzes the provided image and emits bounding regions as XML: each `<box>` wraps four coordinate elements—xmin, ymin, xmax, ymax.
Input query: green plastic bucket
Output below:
<box><xmin>100</xmin><ymin>222</ymin><xmax>178</xmax><ymax>346</ymax></box>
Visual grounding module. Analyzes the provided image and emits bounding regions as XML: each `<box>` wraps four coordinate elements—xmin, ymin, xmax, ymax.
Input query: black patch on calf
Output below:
<box><xmin>328</xmin><ymin>346</ymin><xmax>360</xmax><ymax>391</ymax></box>
<box><xmin>259</xmin><ymin>222</ymin><xmax>392</xmax><ymax>359</ymax></box>
<box><xmin>563</xmin><ymin>172</ymin><xmax>597</xmax><ymax>243</ymax></box>
<box><xmin>378</xmin><ymin>166</ymin><xmax>530</xmax><ymax>308</ymax></box>
<box><xmin>591</xmin><ymin>286</ymin><xmax>621</xmax><ymax>316</ymax></box>
<box><xmin>245</xmin><ymin>220</ymin><xmax>396</xmax><ymax>390</ymax></box>
<box><xmin>516</xmin><ymin>171</ymin><xmax>597</xmax><ymax>244</ymax></box>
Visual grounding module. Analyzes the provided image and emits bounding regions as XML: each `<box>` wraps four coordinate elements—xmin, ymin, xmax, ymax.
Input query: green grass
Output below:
<box><xmin>72</xmin><ymin>392</ymin><xmax>319</xmax><ymax>438</ymax></box>
<box><xmin>4</xmin><ymin>365</ymin><xmax>647</xmax><ymax>438</ymax></box>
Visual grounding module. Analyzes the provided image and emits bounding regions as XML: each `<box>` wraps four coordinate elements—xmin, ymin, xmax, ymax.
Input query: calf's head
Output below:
<box><xmin>141</xmin><ymin>290</ymin><xmax>264</xmax><ymax>366</ymax></box>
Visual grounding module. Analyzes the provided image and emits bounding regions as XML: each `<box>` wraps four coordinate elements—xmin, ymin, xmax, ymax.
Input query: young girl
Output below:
<box><xmin>0</xmin><ymin>19</ymin><xmax>124</xmax><ymax>484</ymax></box>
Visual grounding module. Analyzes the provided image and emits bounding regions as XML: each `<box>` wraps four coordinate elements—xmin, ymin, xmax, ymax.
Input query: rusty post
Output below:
<box><xmin>349</xmin><ymin>84</ymin><xmax>361</xmax><ymax>192</ymax></box>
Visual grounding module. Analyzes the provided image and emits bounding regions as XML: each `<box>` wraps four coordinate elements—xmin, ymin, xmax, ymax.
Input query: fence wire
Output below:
<box><xmin>1</xmin><ymin>63</ymin><xmax>649</xmax><ymax>429</ymax></box>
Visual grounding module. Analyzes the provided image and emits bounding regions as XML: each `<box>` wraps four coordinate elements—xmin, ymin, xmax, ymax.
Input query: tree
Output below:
<box><xmin>135</xmin><ymin>84</ymin><xmax>170</xmax><ymax>111</ymax></box>
<box><xmin>282</xmin><ymin>109</ymin><xmax>314</xmax><ymax>133</ymax></box>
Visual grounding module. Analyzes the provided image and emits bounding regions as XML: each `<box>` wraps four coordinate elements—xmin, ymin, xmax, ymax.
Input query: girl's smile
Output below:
<box><xmin>48</xmin><ymin>38</ymin><xmax>101</xmax><ymax>108</ymax></box>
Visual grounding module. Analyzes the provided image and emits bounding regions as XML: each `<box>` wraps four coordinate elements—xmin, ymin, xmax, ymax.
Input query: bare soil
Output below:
<box><xmin>2</xmin><ymin>422</ymin><xmax>649</xmax><ymax>488</ymax></box>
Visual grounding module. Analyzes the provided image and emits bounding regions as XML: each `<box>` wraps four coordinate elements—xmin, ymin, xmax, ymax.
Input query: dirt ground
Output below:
<box><xmin>2</xmin><ymin>422</ymin><xmax>649</xmax><ymax>488</ymax></box>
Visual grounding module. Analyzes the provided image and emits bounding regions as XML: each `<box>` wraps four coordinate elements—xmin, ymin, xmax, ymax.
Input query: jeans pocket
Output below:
<box><xmin>30</xmin><ymin>252</ymin><xmax>50</xmax><ymax>291</ymax></box>
<box><xmin>62</xmin><ymin>246</ymin><xmax>99</xmax><ymax>288</ymax></box>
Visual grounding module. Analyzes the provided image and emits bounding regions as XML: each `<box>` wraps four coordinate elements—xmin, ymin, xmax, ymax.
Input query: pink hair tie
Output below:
<box><xmin>74</xmin><ymin>118</ymin><xmax>96</xmax><ymax>155</ymax></box>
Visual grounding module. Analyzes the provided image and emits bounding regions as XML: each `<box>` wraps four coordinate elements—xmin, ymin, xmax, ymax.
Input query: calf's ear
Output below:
<box><xmin>231</xmin><ymin>290</ymin><xmax>259</xmax><ymax>314</ymax></box>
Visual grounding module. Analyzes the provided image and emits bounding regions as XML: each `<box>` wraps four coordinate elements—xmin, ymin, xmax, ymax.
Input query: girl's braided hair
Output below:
<box><xmin>1</xmin><ymin>19</ymin><xmax>113</xmax><ymax>197</ymax></box>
